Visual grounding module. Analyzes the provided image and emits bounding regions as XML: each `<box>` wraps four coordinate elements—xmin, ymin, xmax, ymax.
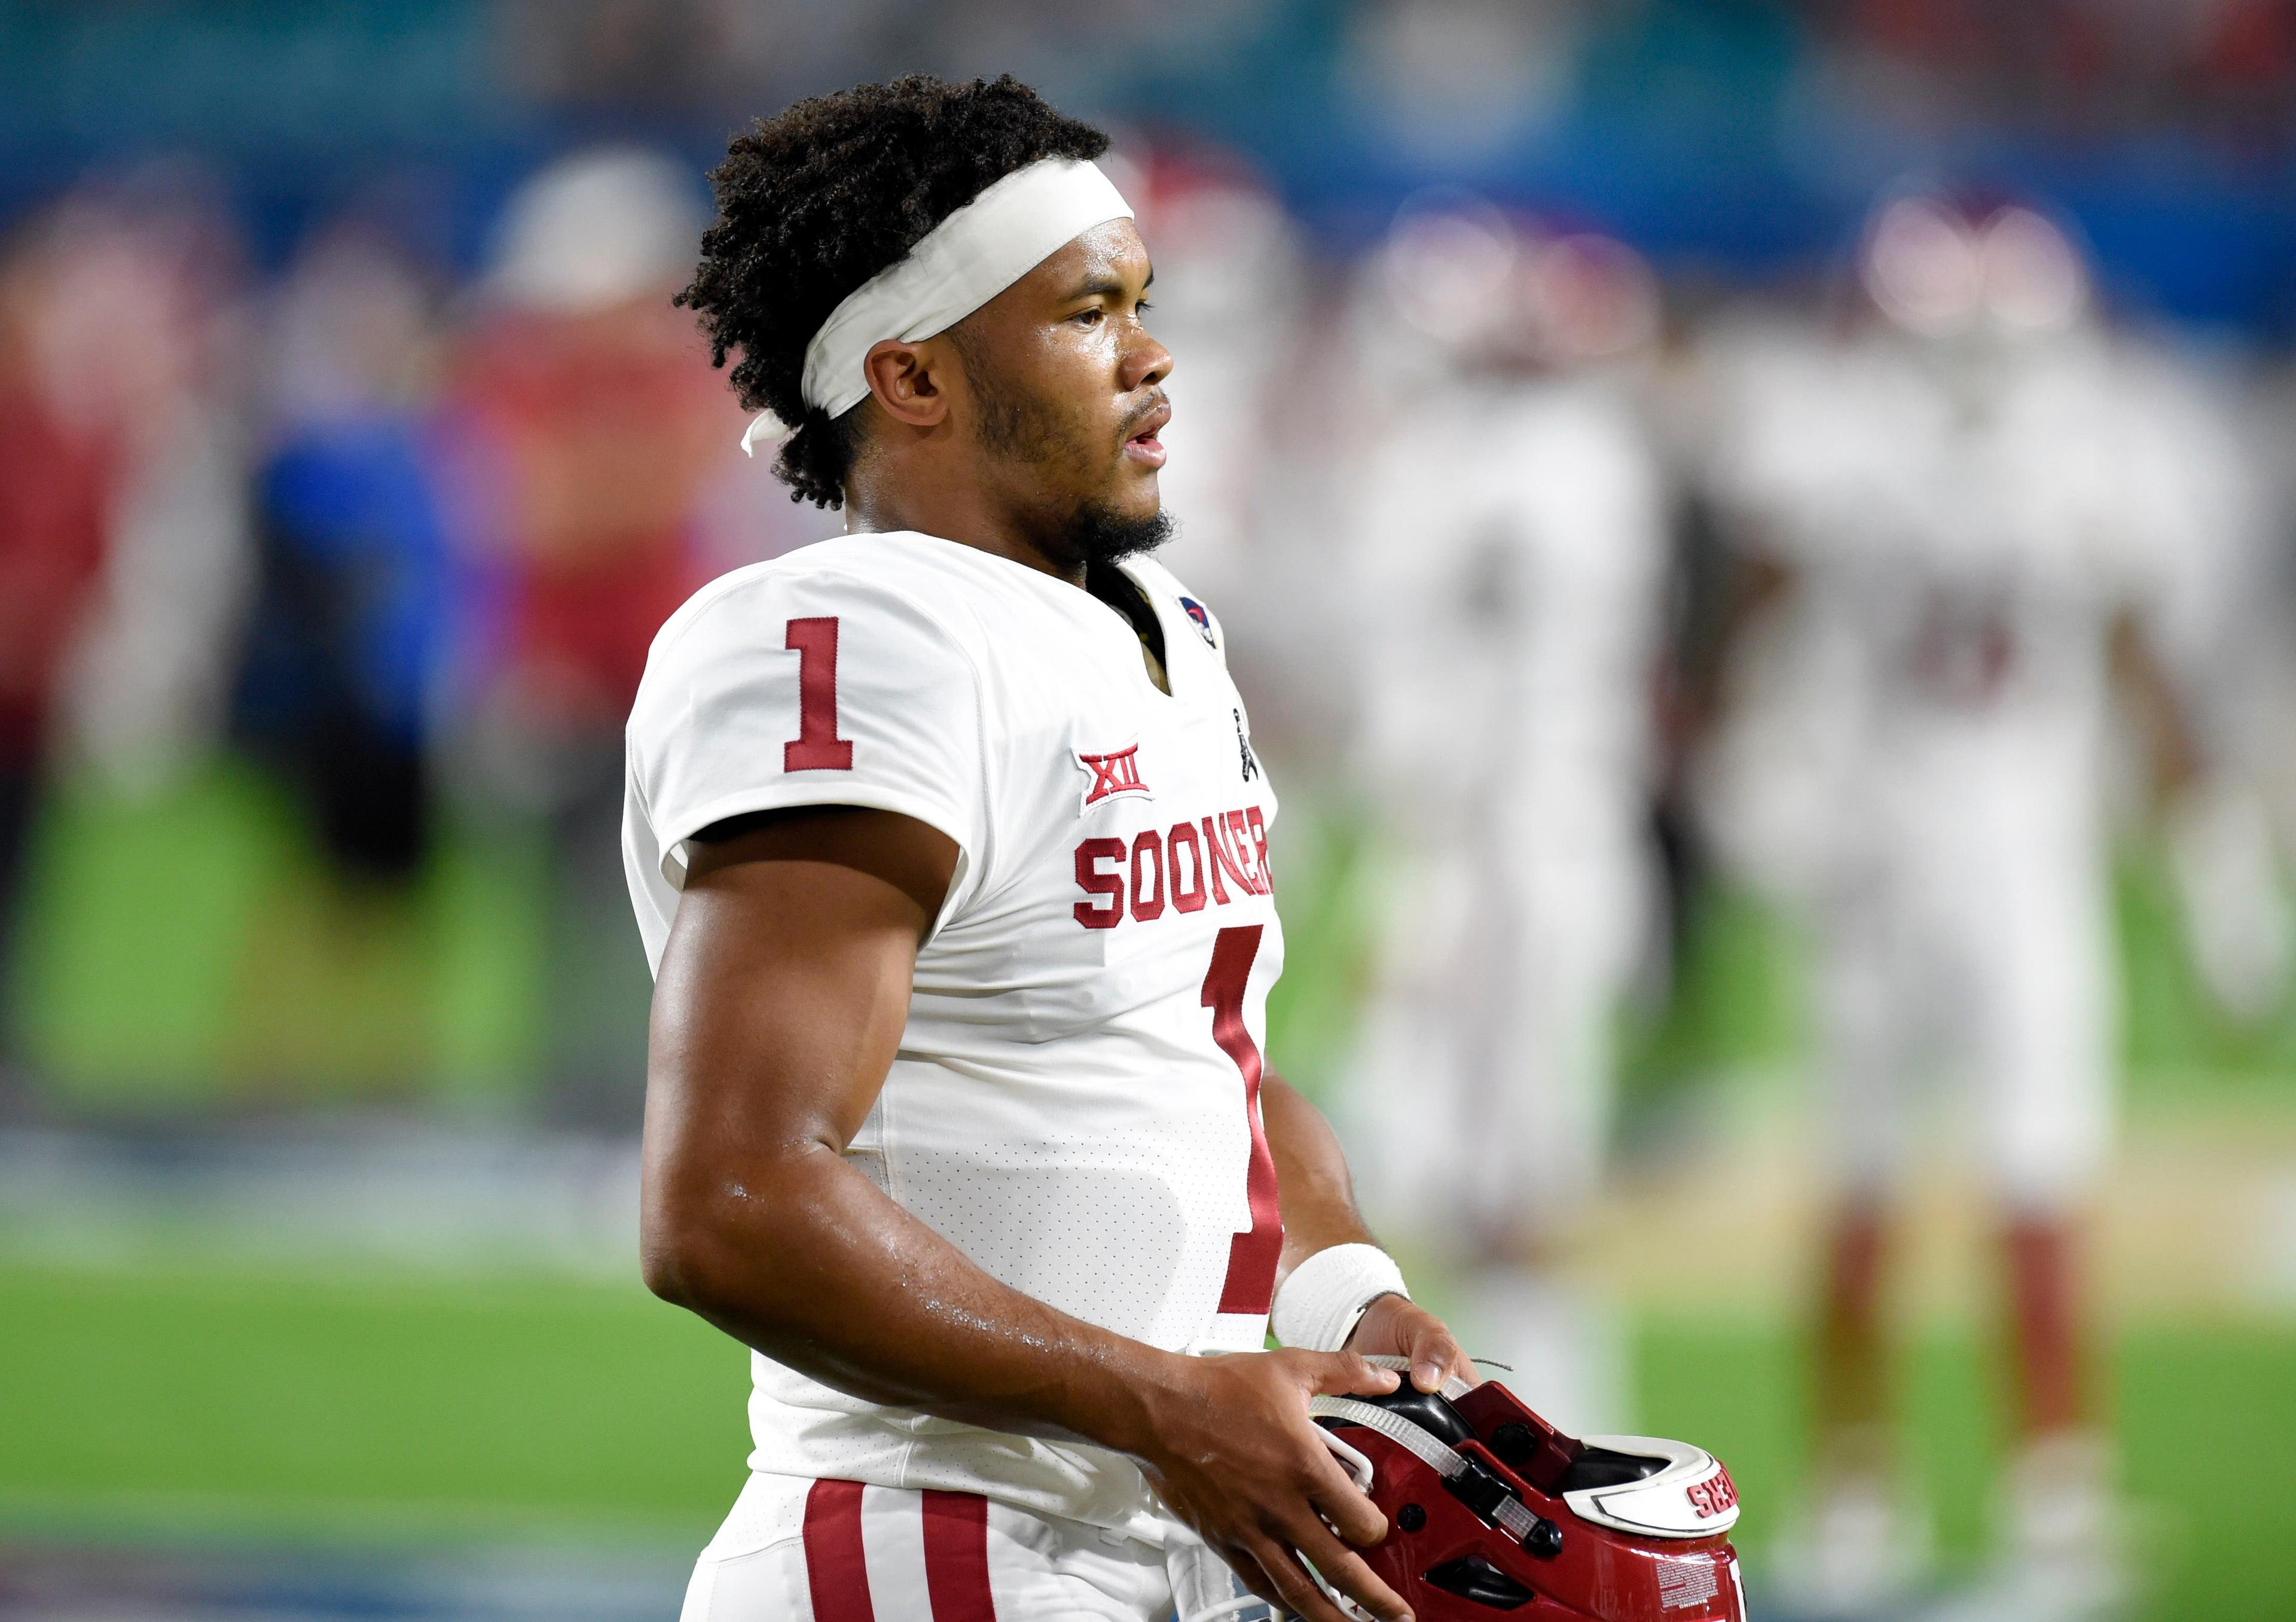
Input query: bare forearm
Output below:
<box><xmin>642</xmin><ymin>831</ymin><xmax>1187</xmax><ymax>1458</ymax></box>
<box><xmin>1263</xmin><ymin>1074</ymin><xmax>1378</xmax><ymax>1284</ymax></box>
<box><xmin>645</xmin><ymin>1144</ymin><xmax>1180</xmax><ymax>1455</ymax></box>
<box><xmin>641</xmin><ymin>809</ymin><xmax>1425</xmax><ymax>1622</ymax></box>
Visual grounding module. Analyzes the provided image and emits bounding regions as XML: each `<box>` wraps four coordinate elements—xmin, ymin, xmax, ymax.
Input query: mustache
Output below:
<box><xmin>1121</xmin><ymin>392</ymin><xmax>1170</xmax><ymax>438</ymax></box>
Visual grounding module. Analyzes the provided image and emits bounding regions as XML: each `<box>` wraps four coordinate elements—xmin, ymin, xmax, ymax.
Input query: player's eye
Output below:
<box><xmin>1073</xmin><ymin>307</ymin><xmax>1104</xmax><ymax>327</ymax></box>
<box><xmin>1134</xmin><ymin>299</ymin><xmax>1153</xmax><ymax>316</ymax></box>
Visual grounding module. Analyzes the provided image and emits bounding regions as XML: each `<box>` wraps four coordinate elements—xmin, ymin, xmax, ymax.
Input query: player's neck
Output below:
<box><xmin>847</xmin><ymin>467</ymin><xmax>1085</xmax><ymax>589</ymax></box>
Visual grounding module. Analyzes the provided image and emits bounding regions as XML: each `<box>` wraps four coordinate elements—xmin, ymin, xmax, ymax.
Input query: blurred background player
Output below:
<box><xmin>228</xmin><ymin>211</ymin><xmax>457</xmax><ymax>1050</ymax></box>
<box><xmin>442</xmin><ymin>148</ymin><xmax>733</xmax><ymax>1124</ymax></box>
<box><xmin>1338</xmin><ymin>198</ymin><xmax>1674</xmax><ymax>1438</ymax></box>
<box><xmin>1692</xmin><ymin>193</ymin><xmax>2268</xmax><ymax>1620</ymax></box>
<box><xmin>0</xmin><ymin>213</ymin><xmax>117</xmax><ymax>1089</ymax></box>
<box><xmin>1117</xmin><ymin>151</ymin><xmax>1303</xmax><ymax>624</ymax></box>
<box><xmin>0</xmin><ymin>175</ymin><xmax>252</xmax><ymax>1094</ymax></box>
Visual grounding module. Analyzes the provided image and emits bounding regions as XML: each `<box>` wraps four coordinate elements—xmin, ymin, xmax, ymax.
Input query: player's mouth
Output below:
<box><xmin>1122</xmin><ymin>400</ymin><xmax>1170</xmax><ymax>468</ymax></box>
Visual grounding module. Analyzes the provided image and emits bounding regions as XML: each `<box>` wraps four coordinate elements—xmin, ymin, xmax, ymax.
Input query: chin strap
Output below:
<box><xmin>1310</xmin><ymin>1357</ymin><xmax>1565</xmax><ymax>1557</ymax></box>
<box><xmin>1351</xmin><ymin>1351</ymin><xmax>1479</xmax><ymax>1395</ymax></box>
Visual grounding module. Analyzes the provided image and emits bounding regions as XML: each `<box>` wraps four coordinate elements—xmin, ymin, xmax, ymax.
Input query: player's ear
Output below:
<box><xmin>862</xmin><ymin>339</ymin><xmax>949</xmax><ymax>431</ymax></box>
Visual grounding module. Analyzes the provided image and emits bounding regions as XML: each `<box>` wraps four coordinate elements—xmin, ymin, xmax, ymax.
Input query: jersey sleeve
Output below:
<box><xmin>628</xmin><ymin>569</ymin><xmax>988</xmax><ymax>910</ymax></box>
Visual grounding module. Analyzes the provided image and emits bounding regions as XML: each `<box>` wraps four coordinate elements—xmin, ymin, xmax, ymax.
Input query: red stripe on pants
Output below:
<box><xmin>801</xmin><ymin>1478</ymin><xmax>875</xmax><ymax>1622</ymax></box>
<box><xmin>920</xmin><ymin>1490</ymin><xmax>996</xmax><ymax>1621</ymax></box>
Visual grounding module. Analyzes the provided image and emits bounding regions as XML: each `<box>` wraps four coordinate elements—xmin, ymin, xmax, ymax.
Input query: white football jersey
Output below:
<box><xmin>1698</xmin><ymin>325</ymin><xmax>2196</xmax><ymax>887</ymax></box>
<box><xmin>623</xmin><ymin>530</ymin><xmax>1284</xmax><ymax>1539</ymax></box>
<box><xmin>1347</xmin><ymin>375</ymin><xmax>1669</xmax><ymax>836</ymax></box>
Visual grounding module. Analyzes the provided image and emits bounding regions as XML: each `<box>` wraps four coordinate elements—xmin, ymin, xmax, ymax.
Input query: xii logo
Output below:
<box><xmin>1076</xmin><ymin>743</ymin><xmax>1150</xmax><ymax>810</ymax></box>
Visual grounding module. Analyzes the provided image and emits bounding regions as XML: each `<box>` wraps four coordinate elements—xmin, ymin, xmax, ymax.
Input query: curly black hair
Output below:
<box><xmin>678</xmin><ymin>75</ymin><xmax>1110</xmax><ymax>508</ymax></box>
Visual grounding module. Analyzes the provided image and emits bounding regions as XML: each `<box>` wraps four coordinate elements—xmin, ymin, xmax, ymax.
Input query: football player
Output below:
<box><xmin>1338</xmin><ymin>204</ymin><xmax>1672</xmax><ymax>1438</ymax></box>
<box><xmin>1693</xmin><ymin>194</ymin><xmax>2233</xmax><ymax>1619</ymax></box>
<box><xmin>627</xmin><ymin>77</ymin><xmax>1471</xmax><ymax>1622</ymax></box>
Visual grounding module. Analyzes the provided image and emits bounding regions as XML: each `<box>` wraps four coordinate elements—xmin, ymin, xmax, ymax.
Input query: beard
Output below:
<box><xmin>1058</xmin><ymin>499</ymin><xmax>1173</xmax><ymax>566</ymax></box>
<box><xmin>959</xmin><ymin>332</ymin><xmax>1173</xmax><ymax>569</ymax></box>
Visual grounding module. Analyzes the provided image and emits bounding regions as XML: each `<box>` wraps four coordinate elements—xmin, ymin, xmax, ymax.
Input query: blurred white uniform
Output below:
<box><xmin>1344</xmin><ymin>375</ymin><xmax>1668</xmax><ymax>1243</ymax></box>
<box><xmin>1132</xmin><ymin>179</ymin><xmax>1300</xmax><ymax>613</ymax></box>
<box><xmin>1702</xmin><ymin>325</ymin><xmax>2202</xmax><ymax>1208</ymax></box>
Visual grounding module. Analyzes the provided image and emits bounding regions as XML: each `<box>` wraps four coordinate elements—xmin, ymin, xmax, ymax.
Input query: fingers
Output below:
<box><xmin>1236</xmin><ymin>1538</ymin><xmax>1349</xmax><ymax>1622</ymax></box>
<box><xmin>1403</xmin><ymin>1315</ymin><xmax>1473</xmax><ymax>1392</ymax></box>
<box><xmin>1236</xmin><ymin>1530</ymin><xmax>1411</xmax><ymax>1622</ymax></box>
<box><xmin>1284</xmin><ymin>1513</ymin><xmax>1415</xmax><ymax>1622</ymax></box>
<box><xmin>1344</xmin><ymin>1296</ymin><xmax>1477</xmax><ymax>1393</ymax></box>
<box><xmin>1264</xmin><ymin>1523</ymin><xmax>1415</xmax><ymax>1622</ymax></box>
<box><xmin>1305</xmin><ymin>1349</ymin><xmax>1402</xmax><ymax>1398</ymax></box>
<box><xmin>1304</xmin><ymin>1443</ymin><xmax>1390</xmax><ymax>1547</ymax></box>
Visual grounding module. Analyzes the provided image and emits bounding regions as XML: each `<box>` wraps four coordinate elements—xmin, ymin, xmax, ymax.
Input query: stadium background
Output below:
<box><xmin>3</xmin><ymin>2</ymin><xmax>2295</xmax><ymax>1618</ymax></box>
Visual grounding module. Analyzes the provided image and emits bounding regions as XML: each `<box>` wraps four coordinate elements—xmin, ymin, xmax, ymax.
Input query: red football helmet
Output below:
<box><xmin>1302</xmin><ymin>1361</ymin><xmax>1745</xmax><ymax>1621</ymax></box>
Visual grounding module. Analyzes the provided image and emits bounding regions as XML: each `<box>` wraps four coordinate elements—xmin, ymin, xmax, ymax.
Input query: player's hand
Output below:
<box><xmin>1346</xmin><ymin>1294</ymin><xmax>1476</xmax><ymax>1394</ymax></box>
<box><xmin>1131</xmin><ymin>1348</ymin><xmax>1415</xmax><ymax>1622</ymax></box>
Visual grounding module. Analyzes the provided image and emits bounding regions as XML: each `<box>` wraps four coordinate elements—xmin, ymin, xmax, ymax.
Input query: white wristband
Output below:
<box><xmin>1272</xmin><ymin>1243</ymin><xmax>1409</xmax><ymax>1353</ymax></box>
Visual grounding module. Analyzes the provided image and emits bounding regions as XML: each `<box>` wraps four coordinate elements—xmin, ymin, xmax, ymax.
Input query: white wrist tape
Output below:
<box><xmin>1272</xmin><ymin>1243</ymin><xmax>1409</xmax><ymax>1353</ymax></box>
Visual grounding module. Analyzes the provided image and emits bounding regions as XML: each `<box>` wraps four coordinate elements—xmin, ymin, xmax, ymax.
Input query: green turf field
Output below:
<box><xmin>8</xmin><ymin>763</ymin><xmax>550</xmax><ymax>1108</ymax></box>
<box><xmin>1639</xmin><ymin>1321</ymin><xmax>2296</xmax><ymax>1621</ymax></box>
<box><xmin>7</xmin><ymin>767</ymin><xmax>2296</xmax><ymax>1617</ymax></box>
<box><xmin>0</xmin><ymin>1258</ymin><xmax>741</xmax><ymax>1545</ymax></box>
<box><xmin>4</xmin><ymin>1257</ymin><xmax>2291</xmax><ymax>1618</ymax></box>
<box><xmin>16</xmin><ymin>761</ymin><xmax>2296</xmax><ymax>1106</ymax></box>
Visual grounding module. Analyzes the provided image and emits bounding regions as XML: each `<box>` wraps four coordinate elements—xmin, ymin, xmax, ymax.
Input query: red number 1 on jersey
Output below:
<box><xmin>784</xmin><ymin>617</ymin><xmax>854</xmax><ymax>772</ymax></box>
<box><xmin>1204</xmin><ymin>925</ymin><xmax>1283</xmax><ymax>1315</ymax></box>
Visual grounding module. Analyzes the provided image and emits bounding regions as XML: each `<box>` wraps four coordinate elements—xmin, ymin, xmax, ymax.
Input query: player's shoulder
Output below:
<box><xmin>630</xmin><ymin>539</ymin><xmax>1009</xmax><ymax>755</ymax></box>
<box><xmin>645</xmin><ymin>534</ymin><xmax>995</xmax><ymax>670</ymax></box>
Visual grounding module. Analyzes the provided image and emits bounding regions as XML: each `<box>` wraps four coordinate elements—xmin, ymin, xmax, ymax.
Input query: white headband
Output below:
<box><xmin>740</xmin><ymin>157</ymin><xmax>1133</xmax><ymax>456</ymax></box>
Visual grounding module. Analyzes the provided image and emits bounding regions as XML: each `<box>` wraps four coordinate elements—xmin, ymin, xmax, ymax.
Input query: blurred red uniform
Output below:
<box><xmin>442</xmin><ymin>164</ymin><xmax>733</xmax><ymax>1123</ymax></box>
<box><xmin>0</xmin><ymin>372</ymin><xmax>111</xmax><ymax>763</ymax></box>
<box><xmin>0</xmin><ymin>358</ymin><xmax>113</xmax><ymax>965</ymax></box>
<box><xmin>450</xmin><ymin>304</ymin><xmax>726</xmax><ymax>733</ymax></box>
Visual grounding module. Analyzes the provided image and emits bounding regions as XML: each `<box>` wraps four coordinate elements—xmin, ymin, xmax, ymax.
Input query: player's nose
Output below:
<box><xmin>1123</xmin><ymin>327</ymin><xmax>1173</xmax><ymax>392</ymax></box>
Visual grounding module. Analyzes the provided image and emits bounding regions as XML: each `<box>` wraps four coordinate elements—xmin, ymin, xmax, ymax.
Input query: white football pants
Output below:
<box><xmin>1819</xmin><ymin>789</ymin><xmax>2114</xmax><ymax>1215</ymax></box>
<box><xmin>1346</xmin><ymin>819</ymin><xmax>1648</xmax><ymax>1244</ymax></box>
<box><xmin>680</xmin><ymin>1471</ymin><xmax>1177</xmax><ymax>1621</ymax></box>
